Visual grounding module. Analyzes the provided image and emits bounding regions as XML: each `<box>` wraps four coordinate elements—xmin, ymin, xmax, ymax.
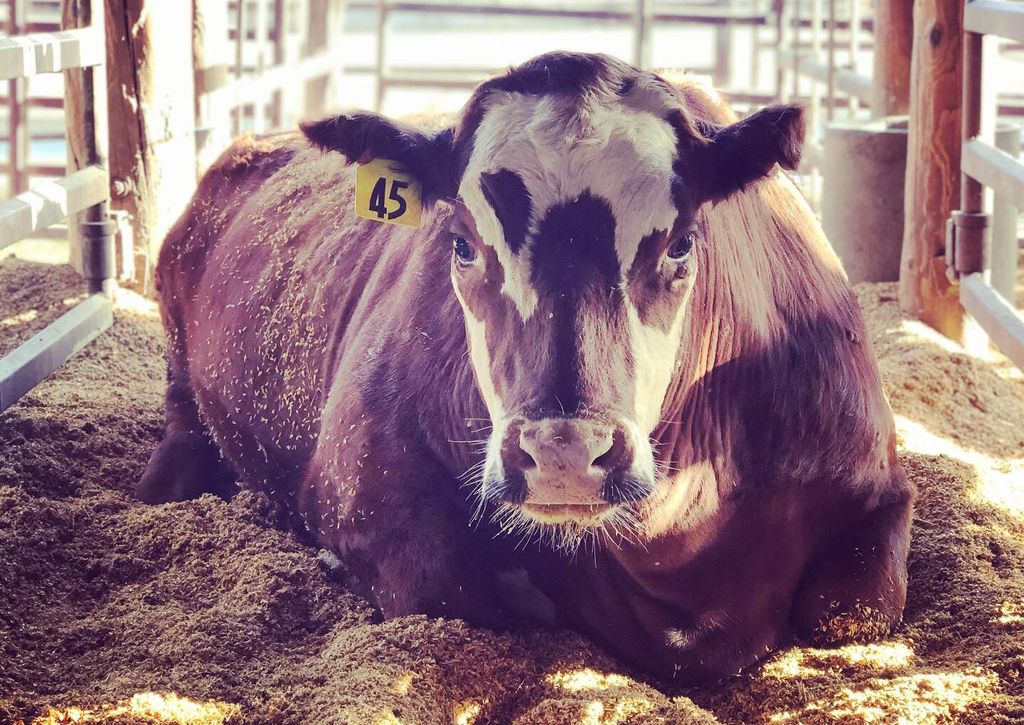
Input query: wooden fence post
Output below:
<box><xmin>898</xmin><ymin>0</ymin><xmax>966</xmax><ymax>341</ymax></box>
<box><xmin>872</xmin><ymin>0</ymin><xmax>914</xmax><ymax>117</ymax></box>
<box><xmin>103</xmin><ymin>0</ymin><xmax>197</xmax><ymax>294</ymax></box>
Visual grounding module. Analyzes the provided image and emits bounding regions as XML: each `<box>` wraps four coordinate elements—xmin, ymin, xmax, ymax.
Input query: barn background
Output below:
<box><xmin>2</xmin><ymin>1</ymin><xmax>1024</xmax><ymax>724</ymax></box>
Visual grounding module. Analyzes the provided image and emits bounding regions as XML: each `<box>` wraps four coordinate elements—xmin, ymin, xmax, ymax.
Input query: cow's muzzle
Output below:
<box><xmin>484</xmin><ymin>416</ymin><xmax>656</xmax><ymax>523</ymax></box>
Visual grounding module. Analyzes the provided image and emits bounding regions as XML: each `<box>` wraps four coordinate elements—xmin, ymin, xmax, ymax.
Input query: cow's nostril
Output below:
<box><xmin>592</xmin><ymin>427</ymin><xmax>629</xmax><ymax>471</ymax></box>
<box><xmin>509</xmin><ymin>444</ymin><xmax>537</xmax><ymax>471</ymax></box>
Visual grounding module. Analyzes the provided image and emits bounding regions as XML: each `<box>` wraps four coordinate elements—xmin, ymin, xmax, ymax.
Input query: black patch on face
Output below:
<box><xmin>480</xmin><ymin>169</ymin><xmax>532</xmax><ymax>255</ymax></box>
<box><xmin>529</xmin><ymin>191</ymin><xmax>619</xmax><ymax>291</ymax></box>
<box><xmin>526</xmin><ymin>191</ymin><xmax>624</xmax><ymax>415</ymax></box>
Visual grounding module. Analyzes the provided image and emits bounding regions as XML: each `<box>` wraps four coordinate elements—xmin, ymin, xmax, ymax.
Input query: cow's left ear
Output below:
<box><xmin>693</xmin><ymin>104</ymin><xmax>804</xmax><ymax>204</ymax></box>
<box><xmin>300</xmin><ymin>112</ymin><xmax>457</xmax><ymax>203</ymax></box>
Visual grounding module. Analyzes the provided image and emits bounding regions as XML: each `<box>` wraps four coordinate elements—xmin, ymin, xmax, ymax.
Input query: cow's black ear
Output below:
<box><xmin>300</xmin><ymin>112</ymin><xmax>457</xmax><ymax>203</ymax></box>
<box><xmin>695</xmin><ymin>104</ymin><xmax>804</xmax><ymax>203</ymax></box>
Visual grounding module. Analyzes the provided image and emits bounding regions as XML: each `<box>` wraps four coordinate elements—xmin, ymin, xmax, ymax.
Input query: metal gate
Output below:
<box><xmin>946</xmin><ymin>0</ymin><xmax>1024</xmax><ymax>368</ymax></box>
<box><xmin>0</xmin><ymin>0</ymin><xmax>115</xmax><ymax>412</ymax></box>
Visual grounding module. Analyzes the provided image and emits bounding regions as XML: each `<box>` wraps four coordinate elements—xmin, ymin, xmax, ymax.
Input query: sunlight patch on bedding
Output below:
<box><xmin>894</xmin><ymin>414</ymin><xmax>1024</xmax><ymax>520</ymax></box>
<box><xmin>763</xmin><ymin>641</ymin><xmax>915</xmax><ymax>679</ymax></box>
<box><xmin>453</xmin><ymin>699</ymin><xmax>484</xmax><ymax>725</ymax></box>
<box><xmin>768</xmin><ymin>669</ymin><xmax>999</xmax><ymax>724</ymax></box>
<box><xmin>993</xmin><ymin>601</ymin><xmax>1024</xmax><ymax>627</ymax></box>
<box><xmin>579</xmin><ymin>696</ymin><xmax>654</xmax><ymax>725</ymax></box>
<box><xmin>32</xmin><ymin>692</ymin><xmax>240</xmax><ymax>724</ymax></box>
<box><xmin>547</xmin><ymin>668</ymin><xmax>631</xmax><ymax>691</ymax></box>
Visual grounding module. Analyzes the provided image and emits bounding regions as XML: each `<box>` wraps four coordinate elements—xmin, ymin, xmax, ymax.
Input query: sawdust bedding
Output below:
<box><xmin>2</xmin><ymin>253</ymin><xmax>1024</xmax><ymax>724</ymax></box>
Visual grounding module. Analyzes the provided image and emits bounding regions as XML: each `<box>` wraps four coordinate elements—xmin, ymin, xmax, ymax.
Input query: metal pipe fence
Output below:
<box><xmin>0</xmin><ymin>0</ymin><xmax>114</xmax><ymax>412</ymax></box>
<box><xmin>950</xmin><ymin>0</ymin><xmax>1024</xmax><ymax>367</ymax></box>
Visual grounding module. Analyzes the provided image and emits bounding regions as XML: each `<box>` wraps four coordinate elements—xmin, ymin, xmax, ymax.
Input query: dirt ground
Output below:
<box><xmin>2</xmin><ymin>251</ymin><xmax>1024</xmax><ymax>725</ymax></box>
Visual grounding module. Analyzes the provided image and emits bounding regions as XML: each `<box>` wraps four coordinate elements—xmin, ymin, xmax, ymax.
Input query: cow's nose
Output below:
<box><xmin>518</xmin><ymin>418</ymin><xmax>615</xmax><ymax>473</ymax></box>
<box><xmin>492</xmin><ymin>417</ymin><xmax>653</xmax><ymax>507</ymax></box>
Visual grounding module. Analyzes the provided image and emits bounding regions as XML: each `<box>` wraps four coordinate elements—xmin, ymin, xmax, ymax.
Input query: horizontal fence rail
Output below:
<box><xmin>349</xmin><ymin>0</ymin><xmax>770</xmax><ymax>22</ymax></box>
<box><xmin>964</xmin><ymin>0</ymin><xmax>1024</xmax><ymax>43</ymax></box>
<box><xmin>961</xmin><ymin>273</ymin><xmax>1024</xmax><ymax>368</ymax></box>
<box><xmin>961</xmin><ymin>137</ymin><xmax>1024</xmax><ymax>210</ymax></box>
<box><xmin>365</xmin><ymin>0</ymin><xmax>773</xmax><ymax>110</ymax></box>
<box><xmin>0</xmin><ymin>27</ymin><xmax>103</xmax><ymax>80</ymax></box>
<box><xmin>0</xmin><ymin>291</ymin><xmax>112</xmax><ymax>409</ymax></box>
<box><xmin>0</xmin><ymin>164</ymin><xmax>107</xmax><ymax>251</ymax></box>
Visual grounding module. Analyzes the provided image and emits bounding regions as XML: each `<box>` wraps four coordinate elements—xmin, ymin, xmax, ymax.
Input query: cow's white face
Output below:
<box><xmin>449</xmin><ymin>86</ymin><xmax>702</xmax><ymax>550</ymax></box>
<box><xmin>301</xmin><ymin>51</ymin><xmax>805</xmax><ymax>552</ymax></box>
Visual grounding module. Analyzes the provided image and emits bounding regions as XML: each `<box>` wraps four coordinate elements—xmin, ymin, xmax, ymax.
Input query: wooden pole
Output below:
<box><xmin>102</xmin><ymin>0</ymin><xmax>197</xmax><ymax>294</ymax></box>
<box><xmin>872</xmin><ymin>0</ymin><xmax>914</xmax><ymax>117</ymax></box>
<box><xmin>898</xmin><ymin>0</ymin><xmax>966</xmax><ymax>341</ymax></box>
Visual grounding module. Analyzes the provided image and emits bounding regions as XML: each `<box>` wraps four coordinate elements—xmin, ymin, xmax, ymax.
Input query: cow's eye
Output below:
<box><xmin>667</xmin><ymin>230</ymin><xmax>698</xmax><ymax>260</ymax></box>
<box><xmin>453</xmin><ymin>235</ymin><xmax>476</xmax><ymax>264</ymax></box>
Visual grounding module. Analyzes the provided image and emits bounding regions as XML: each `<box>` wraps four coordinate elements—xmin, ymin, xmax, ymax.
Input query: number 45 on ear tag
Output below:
<box><xmin>355</xmin><ymin>159</ymin><xmax>422</xmax><ymax>228</ymax></box>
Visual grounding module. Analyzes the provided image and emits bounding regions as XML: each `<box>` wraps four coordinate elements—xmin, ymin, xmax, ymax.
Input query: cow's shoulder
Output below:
<box><xmin>205</xmin><ymin>132</ymin><xmax>303</xmax><ymax>187</ymax></box>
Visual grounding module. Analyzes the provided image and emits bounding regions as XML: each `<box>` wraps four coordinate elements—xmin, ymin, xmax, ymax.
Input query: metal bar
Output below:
<box><xmin>0</xmin><ymin>165</ymin><xmax>108</xmax><ymax>251</ymax></box>
<box><xmin>23</xmin><ymin>163</ymin><xmax>67</xmax><ymax>176</ymax></box>
<box><xmin>964</xmin><ymin>0</ymin><xmax>1024</xmax><ymax>45</ymax></box>
<box><xmin>777</xmin><ymin>47</ymin><xmax>872</xmax><ymax>101</ymax></box>
<box><xmin>344</xmin><ymin>0</ymin><xmax>769</xmax><ymax>23</ymax></box>
<box><xmin>24</xmin><ymin>21</ymin><xmax>61</xmax><ymax>33</ymax></box>
<box><xmin>76</xmin><ymin>0</ymin><xmax>113</xmax><ymax>296</ymax></box>
<box><xmin>374</xmin><ymin>0</ymin><xmax>387</xmax><ymax>111</ymax></box>
<box><xmin>713</xmin><ymin>0</ymin><xmax>734</xmax><ymax>88</ymax></box>
<box><xmin>775</xmin><ymin>0</ymin><xmax>788</xmax><ymax>101</ymax></box>
<box><xmin>0</xmin><ymin>27</ymin><xmax>104</xmax><ymax>80</ymax></box>
<box><xmin>826</xmin><ymin>0</ymin><xmax>836</xmax><ymax>121</ymax></box>
<box><xmin>960</xmin><ymin>274</ymin><xmax>1024</xmax><ymax>369</ymax></box>
<box><xmin>961</xmin><ymin>29</ymin><xmax>986</xmax><ymax>216</ymax></box>
<box><xmin>0</xmin><ymin>95</ymin><xmax>65</xmax><ymax>108</ymax></box>
<box><xmin>849</xmin><ymin>0</ymin><xmax>861</xmax><ymax>113</ymax></box>
<box><xmin>253</xmin><ymin>0</ymin><xmax>269</xmax><ymax>132</ymax></box>
<box><xmin>632</xmin><ymin>0</ymin><xmax>652</xmax><ymax>68</ymax></box>
<box><xmin>8</xmin><ymin>0</ymin><xmax>26</xmax><ymax>194</ymax></box>
<box><xmin>273</xmin><ymin>0</ymin><xmax>285</xmax><ymax>63</ymax></box>
<box><xmin>791</xmin><ymin>0</ymin><xmax>800</xmax><ymax>100</ymax></box>
<box><xmin>809</xmin><ymin>0</ymin><xmax>822</xmax><ymax>131</ymax></box>
<box><xmin>232</xmin><ymin>0</ymin><xmax>245</xmax><ymax>136</ymax></box>
<box><xmin>374</xmin><ymin>66</ymin><xmax>729</xmax><ymax>90</ymax></box>
<box><xmin>962</xmin><ymin>138</ymin><xmax>1024</xmax><ymax>210</ymax></box>
<box><xmin>0</xmin><ymin>293</ymin><xmax>113</xmax><ymax>413</ymax></box>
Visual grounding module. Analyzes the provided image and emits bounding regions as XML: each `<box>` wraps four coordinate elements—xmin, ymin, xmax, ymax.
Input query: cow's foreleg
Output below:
<box><xmin>137</xmin><ymin>370</ymin><xmax>238</xmax><ymax>503</ymax></box>
<box><xmin>305</xmin><ymin>454</ymin><xmax>520</xmax><ymax>630</ymax></box>
<box><xmin>790</xmin><ymin>481</ymin><xmax>914</xmax><ymax>645</ymax></box>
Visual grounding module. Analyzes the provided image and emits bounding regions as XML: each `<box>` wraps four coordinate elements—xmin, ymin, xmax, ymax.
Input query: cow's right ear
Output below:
<box><xmin>300</xmin><ymin>112</ymin><xmax>457</xmax><ymax>203</ymax></box>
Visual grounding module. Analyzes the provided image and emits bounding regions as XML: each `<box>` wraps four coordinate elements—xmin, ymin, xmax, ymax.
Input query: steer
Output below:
<box><xmin>140</xmin><ymin>52</ymin><xmax>914</xmax><ymax>682</ymax></box>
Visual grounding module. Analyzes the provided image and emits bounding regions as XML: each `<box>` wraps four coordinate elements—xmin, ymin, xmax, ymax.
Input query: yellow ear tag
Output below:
<box><xmin>355</xmin><ymin>158</ymin><xmax>422</xmax><ymax>228</ymax></box>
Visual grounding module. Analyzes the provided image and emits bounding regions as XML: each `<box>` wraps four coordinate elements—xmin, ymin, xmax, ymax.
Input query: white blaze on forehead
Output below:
<box><xmin>459</xmin><ymin>89</ymin><xmax>680</xmax><ymax>320</ymax></box>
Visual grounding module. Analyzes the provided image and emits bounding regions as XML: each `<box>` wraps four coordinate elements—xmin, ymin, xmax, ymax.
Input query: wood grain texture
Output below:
<box><xmin>899</xmin><ymin>0</ymin><xmax>965</xmax><ymax>341</ymax></box>
<box><xmin>103</xmin><ymin>0</ymin><xmax>196</xmax><ymax>294</ymax></box>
